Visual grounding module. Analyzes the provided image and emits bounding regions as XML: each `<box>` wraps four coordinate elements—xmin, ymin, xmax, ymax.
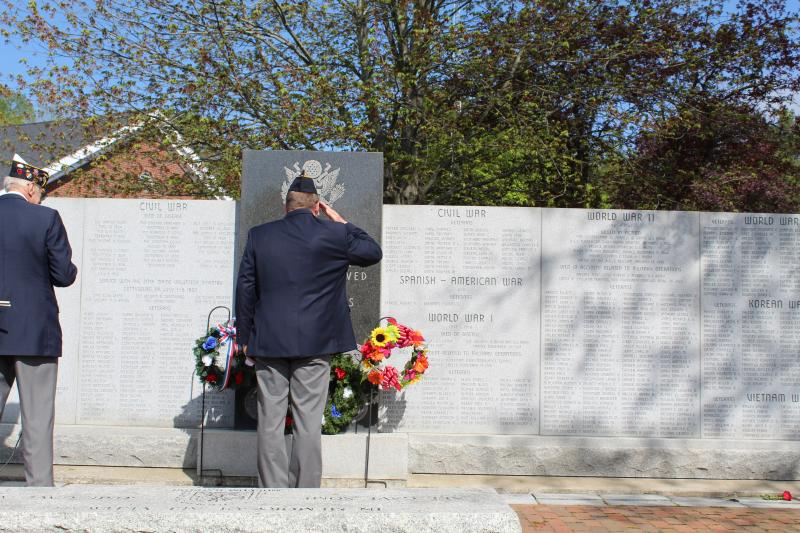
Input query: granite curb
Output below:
<box><xmin>2</xmin><ymin>479</ymin><xmax>797</xmax><ymax>510</ymax></box>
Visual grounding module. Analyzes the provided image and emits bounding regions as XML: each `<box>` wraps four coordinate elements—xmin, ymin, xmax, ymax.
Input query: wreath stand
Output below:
<box><xmin>361</xmin><ymin>315</ymin><xmax>426</xmax><ymax>488</ymax></box>
<box><xmin>197</xmin><ymin>305</ymin><xmax>231</xmax><ymax>485</ymax></box>
<box><xmin>363</xmin><ymin>386</ymin><xmax>375</xmax><ymax>488</ymax></box>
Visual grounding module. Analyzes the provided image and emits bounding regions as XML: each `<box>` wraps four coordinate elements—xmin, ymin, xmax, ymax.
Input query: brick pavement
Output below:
<box><xmin>512</xmin><ymin>504</ymin><xmax>800</xmax><ymax>532</ymax></box>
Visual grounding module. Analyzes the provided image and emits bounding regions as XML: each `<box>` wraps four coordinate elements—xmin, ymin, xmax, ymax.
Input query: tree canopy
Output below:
<box><xmin>0</xmin><ymin>86</ymin><xmax>35</xmax><ymax>125</ymax></box>
<box><xmin>2</xmin><ymin>0</ymin><xmax>798</xmax><ymax>210</ymax></box>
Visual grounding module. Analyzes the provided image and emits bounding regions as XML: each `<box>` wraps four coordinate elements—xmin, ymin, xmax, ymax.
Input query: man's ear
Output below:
<box><xmin>311</xmin><ymin>201</ymin><xmax>321</xmax><ymax>216</ymax></box>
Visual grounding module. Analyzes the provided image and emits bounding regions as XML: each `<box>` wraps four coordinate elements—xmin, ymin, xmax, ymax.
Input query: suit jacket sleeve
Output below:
<box><xmin>344</xmin><ymin>222</ymin><xmax>382</xmax><ymax>267</ymax></box>
<box><xmin>47</xmin><ymin>210</ymin><xmax>78</xmax><ymax>288</ymax></box>
<box><xmin>235</xmin><ymin>229</ymin><xmax>257</xmax><ymax>347</ymax></box>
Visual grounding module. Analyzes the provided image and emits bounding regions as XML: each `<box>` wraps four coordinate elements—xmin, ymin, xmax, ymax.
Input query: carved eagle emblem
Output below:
<box><xmin>281</xmin><ymin>160</ymin><xmax>346</xmax><ymax>205</ymax></box>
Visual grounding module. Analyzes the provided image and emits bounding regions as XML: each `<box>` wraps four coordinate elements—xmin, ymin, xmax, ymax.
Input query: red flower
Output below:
<box><xmin>285</xmin><ymin>416</ymin><xmax>293</xmax><ymax>427</ymax></box>
<box><xmin>409</xmin><ymin>329</ymin><xmax>425</xmax><ymax>345</ymax></box>
<box><xmin>234</xmin><ymin>371</ymin><xmax>244</xmax><ymax>385</ymax></box>
<box><xmin>367</xmin><ymin>370</ymin><xmax>382</xmax><ymax>385</ymax></box>
<box><xmin>783</xmin><ymin>491</ymin><xmax>792</xmax><ymax>501</ymax></box>
<box><xmin>367</xmin><ymin>350</ymin><xmax>385</xmax><ymax>363</ymax></box>
<box><xmin>334</xmin><ymin>367</ymin><xmax>346</xmax><ymax>380</ymax></box>
<box><xmin>359</xmin><ymin>342</ymin><xmax>373</xmax><ymax>355</ymax></box>
<box><xmin>205</xmin><ymin>373</ymin><xmax>218</xmax><ymax>383</ymax></box>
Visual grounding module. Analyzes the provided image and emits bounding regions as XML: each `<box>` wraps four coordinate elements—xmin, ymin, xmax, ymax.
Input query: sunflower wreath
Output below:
<box><xmin>193</xmin><ymin>320</ymin><xmax>255</xmax><ymax>391</ymax></box>
<box><xmin>358</xmin><ymin>317</ymin><xmax>429</xmax><ymax>391</ymax></box>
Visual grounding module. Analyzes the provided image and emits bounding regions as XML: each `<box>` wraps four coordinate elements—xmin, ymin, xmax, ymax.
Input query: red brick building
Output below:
<box><xmin>1</xmin><ymin>117</ymin><xmax>224</xmax><ymax>199</ymax></box>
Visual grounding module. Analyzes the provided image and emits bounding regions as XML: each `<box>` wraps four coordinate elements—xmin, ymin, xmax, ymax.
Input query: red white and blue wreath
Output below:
<box><xmin>193</xmin><ymin>320</ymin><xmax>254</xmax><ymax>390</ymax></box>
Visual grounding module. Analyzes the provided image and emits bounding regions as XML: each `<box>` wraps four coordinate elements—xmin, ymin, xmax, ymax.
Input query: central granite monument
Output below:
<box><xmin>239</xmin><ymin>150</ymin><xmax>384</xmax><ymax>344</ymax></box>
<box><xmin>235</xmin><ymin>150</ymin><xmax>384</xmax><ymax>427</ymax></box>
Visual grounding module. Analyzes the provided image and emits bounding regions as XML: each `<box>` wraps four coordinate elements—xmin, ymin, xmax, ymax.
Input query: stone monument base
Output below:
<box><xmin>408</xmin><ymin>434</ymin><xmax>800</xmax><ymax>480</ymax></box>
<box><xmin>0</xmin><ymin>485</ymin><xmax>521</xmax><ymax>533</ymax></box>
<box><xmin>174</xmin><ymin>430</ymin><xmax>800</xmax><ymax>482</ymax></box>
<box><xmin>199</xmin><ymin>429</ymin><xmax>408</xmax><ymax>481</ymax></box>
<box><xmin>4</xmin><ymin>424</ymin><xmax>798</xmax><ymax>482</ymax></box>
<box><xmin>0</xmin><ymin>424</ymin><xmax>408</xmax><ymax>482</ymax></box>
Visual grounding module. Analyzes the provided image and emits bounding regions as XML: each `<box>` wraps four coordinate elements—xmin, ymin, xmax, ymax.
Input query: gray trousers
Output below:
<box><xmin>255</xmin><ymin>356</ymin><xmax>330</xmax><ymax>488</ymax></box>
<box><xmin>0</xmin><ymin>356</ymin><xmax>58</xmax><ymax>487</ymax></box>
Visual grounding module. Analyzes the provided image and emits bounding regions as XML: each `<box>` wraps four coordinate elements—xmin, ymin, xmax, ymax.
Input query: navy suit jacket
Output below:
<box><xmin>235</xmin><ymin>208</ymin><xmax>382</xmax><ymax>358</ymax></box>
<box><xmin>0</xmin><ymin>193</ymin><xmax>78</xmax><ymax>357</ymax></box>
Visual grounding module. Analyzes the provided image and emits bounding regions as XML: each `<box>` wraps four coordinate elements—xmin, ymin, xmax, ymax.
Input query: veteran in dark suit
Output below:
<box><xmin>236</xmin><ymin>172</ymin><xmax>382</xmax><ymax>488</ymax></box>
<box><xmin>0</xmin><ymin>157</ymin><xmax>78</xmax><ymax>486</ymax></box>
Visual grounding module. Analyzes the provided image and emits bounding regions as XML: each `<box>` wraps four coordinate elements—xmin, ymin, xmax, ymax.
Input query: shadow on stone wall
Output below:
<box><xmin>173</xmin><ymin>377</ymin><xmax>243</xmax><ymax>484</ymax></box>
<box><xmin>379</xmin><ymin>207</ymin><xmax>800</xmax><ymax>479</ymax></box>
<box><xmin>377</xmin><ymin>390</ymin><xmax>406</xmax><ymax>433</ymax></box>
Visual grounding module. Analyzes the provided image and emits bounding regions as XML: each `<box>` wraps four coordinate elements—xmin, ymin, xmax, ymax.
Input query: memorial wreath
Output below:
<box><xmin>192</xmin><ymin>317</ymin><xmax>429</xmax><ymax>434</ymax></box>
<box><xmin>358</xmin><ymin>317</ymin><xmax>429</xmax><ymax>391</ymax></box>
<box><xmin>192</xmin><ymin>322</ymin><xmax>365</xmax><ymax>433</ymax></box>
<box><xmin>193</xmin><ymin>320</ymin><xmax>255</xmax><ymax>391</ymax></box>
<box><xmin>322</xmin><ymin>352</ymin><xmax>371</xmax><ymax>435</ymax></box>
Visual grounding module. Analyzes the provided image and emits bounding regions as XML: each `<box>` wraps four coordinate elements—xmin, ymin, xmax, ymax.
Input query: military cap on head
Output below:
<box><xmin>288</xmin><ymin>170</ymin><xmax>318</xmax><ymax>194</ymax></box>
<box><xmin>9</xmin><ymin>155</ymin><xmax>49</xmax><ymax>188</ymax></box>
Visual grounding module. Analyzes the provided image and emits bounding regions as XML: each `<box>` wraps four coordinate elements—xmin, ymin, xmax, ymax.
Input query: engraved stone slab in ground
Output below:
<box><xmin>0</xmin><ymin>486</ymin><xmax>521</xmax><ymax>533</ymax></box>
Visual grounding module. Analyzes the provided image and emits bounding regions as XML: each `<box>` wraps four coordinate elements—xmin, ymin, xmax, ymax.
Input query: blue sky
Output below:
<box><xmin>1</xmin><ymin>2</ymin><xmax>71</xmax><ymax>119</ymax></box>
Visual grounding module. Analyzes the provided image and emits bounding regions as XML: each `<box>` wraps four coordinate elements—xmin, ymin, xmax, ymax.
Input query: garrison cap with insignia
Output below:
<box><xmin>9</xmin><ymin>154</ymin><xmax>49</xmax><ymax>188</ymax></box>
<box><xmin>287</xmin><ymin>170</ymin><xmax>318</xmax><ymax>194</ymax></box>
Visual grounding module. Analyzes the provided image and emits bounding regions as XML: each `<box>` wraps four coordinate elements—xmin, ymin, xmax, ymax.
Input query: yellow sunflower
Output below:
<box><xmin>370</xmin><ymin>326</ymin><xmax>390</xmax><ymax>347</ymax></box>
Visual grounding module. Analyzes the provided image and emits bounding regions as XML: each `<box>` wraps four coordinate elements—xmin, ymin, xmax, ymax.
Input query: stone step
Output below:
<box><xmin>0</xmin><ymin>485</ymin><xmax>521</xmax><ymax>533</ymax></box>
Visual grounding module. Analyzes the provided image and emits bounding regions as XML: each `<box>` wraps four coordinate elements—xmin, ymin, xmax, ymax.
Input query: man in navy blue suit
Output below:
<box><xmin>0</xmin><ymin>157</ymin><xmax>78</xmax><ymax>486</ymax></box>
<box><xmin>236</xmin><ymin>172</ymin><xmax>381</xmax><ymax>488</ymax></box>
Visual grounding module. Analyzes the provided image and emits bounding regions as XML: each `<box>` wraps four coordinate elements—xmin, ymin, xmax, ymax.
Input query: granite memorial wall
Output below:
<box><xmin>380</xmin><ymin>206</ymin><xmax>800</xmax><ymax>443</ymax></box>
<box><xmin>2</xmin><ymin>195</ymin><xmax>798</xmax><ymax>478</ymax></box>
<box><xmin>379</xmin><ymin>206</ymin><xmax>541</xmax><ymax>434</ymax></box>
<box><xmin>0</xmin><ymin>198</ymin><xmax>236</xmax><ymax>429</ymax></box>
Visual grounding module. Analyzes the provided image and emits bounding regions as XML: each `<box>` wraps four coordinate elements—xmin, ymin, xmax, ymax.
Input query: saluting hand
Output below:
<box><xmin>319</xmin><ymin>201</ymin><xmax>347</xmax><ymax>224</ymax></box>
